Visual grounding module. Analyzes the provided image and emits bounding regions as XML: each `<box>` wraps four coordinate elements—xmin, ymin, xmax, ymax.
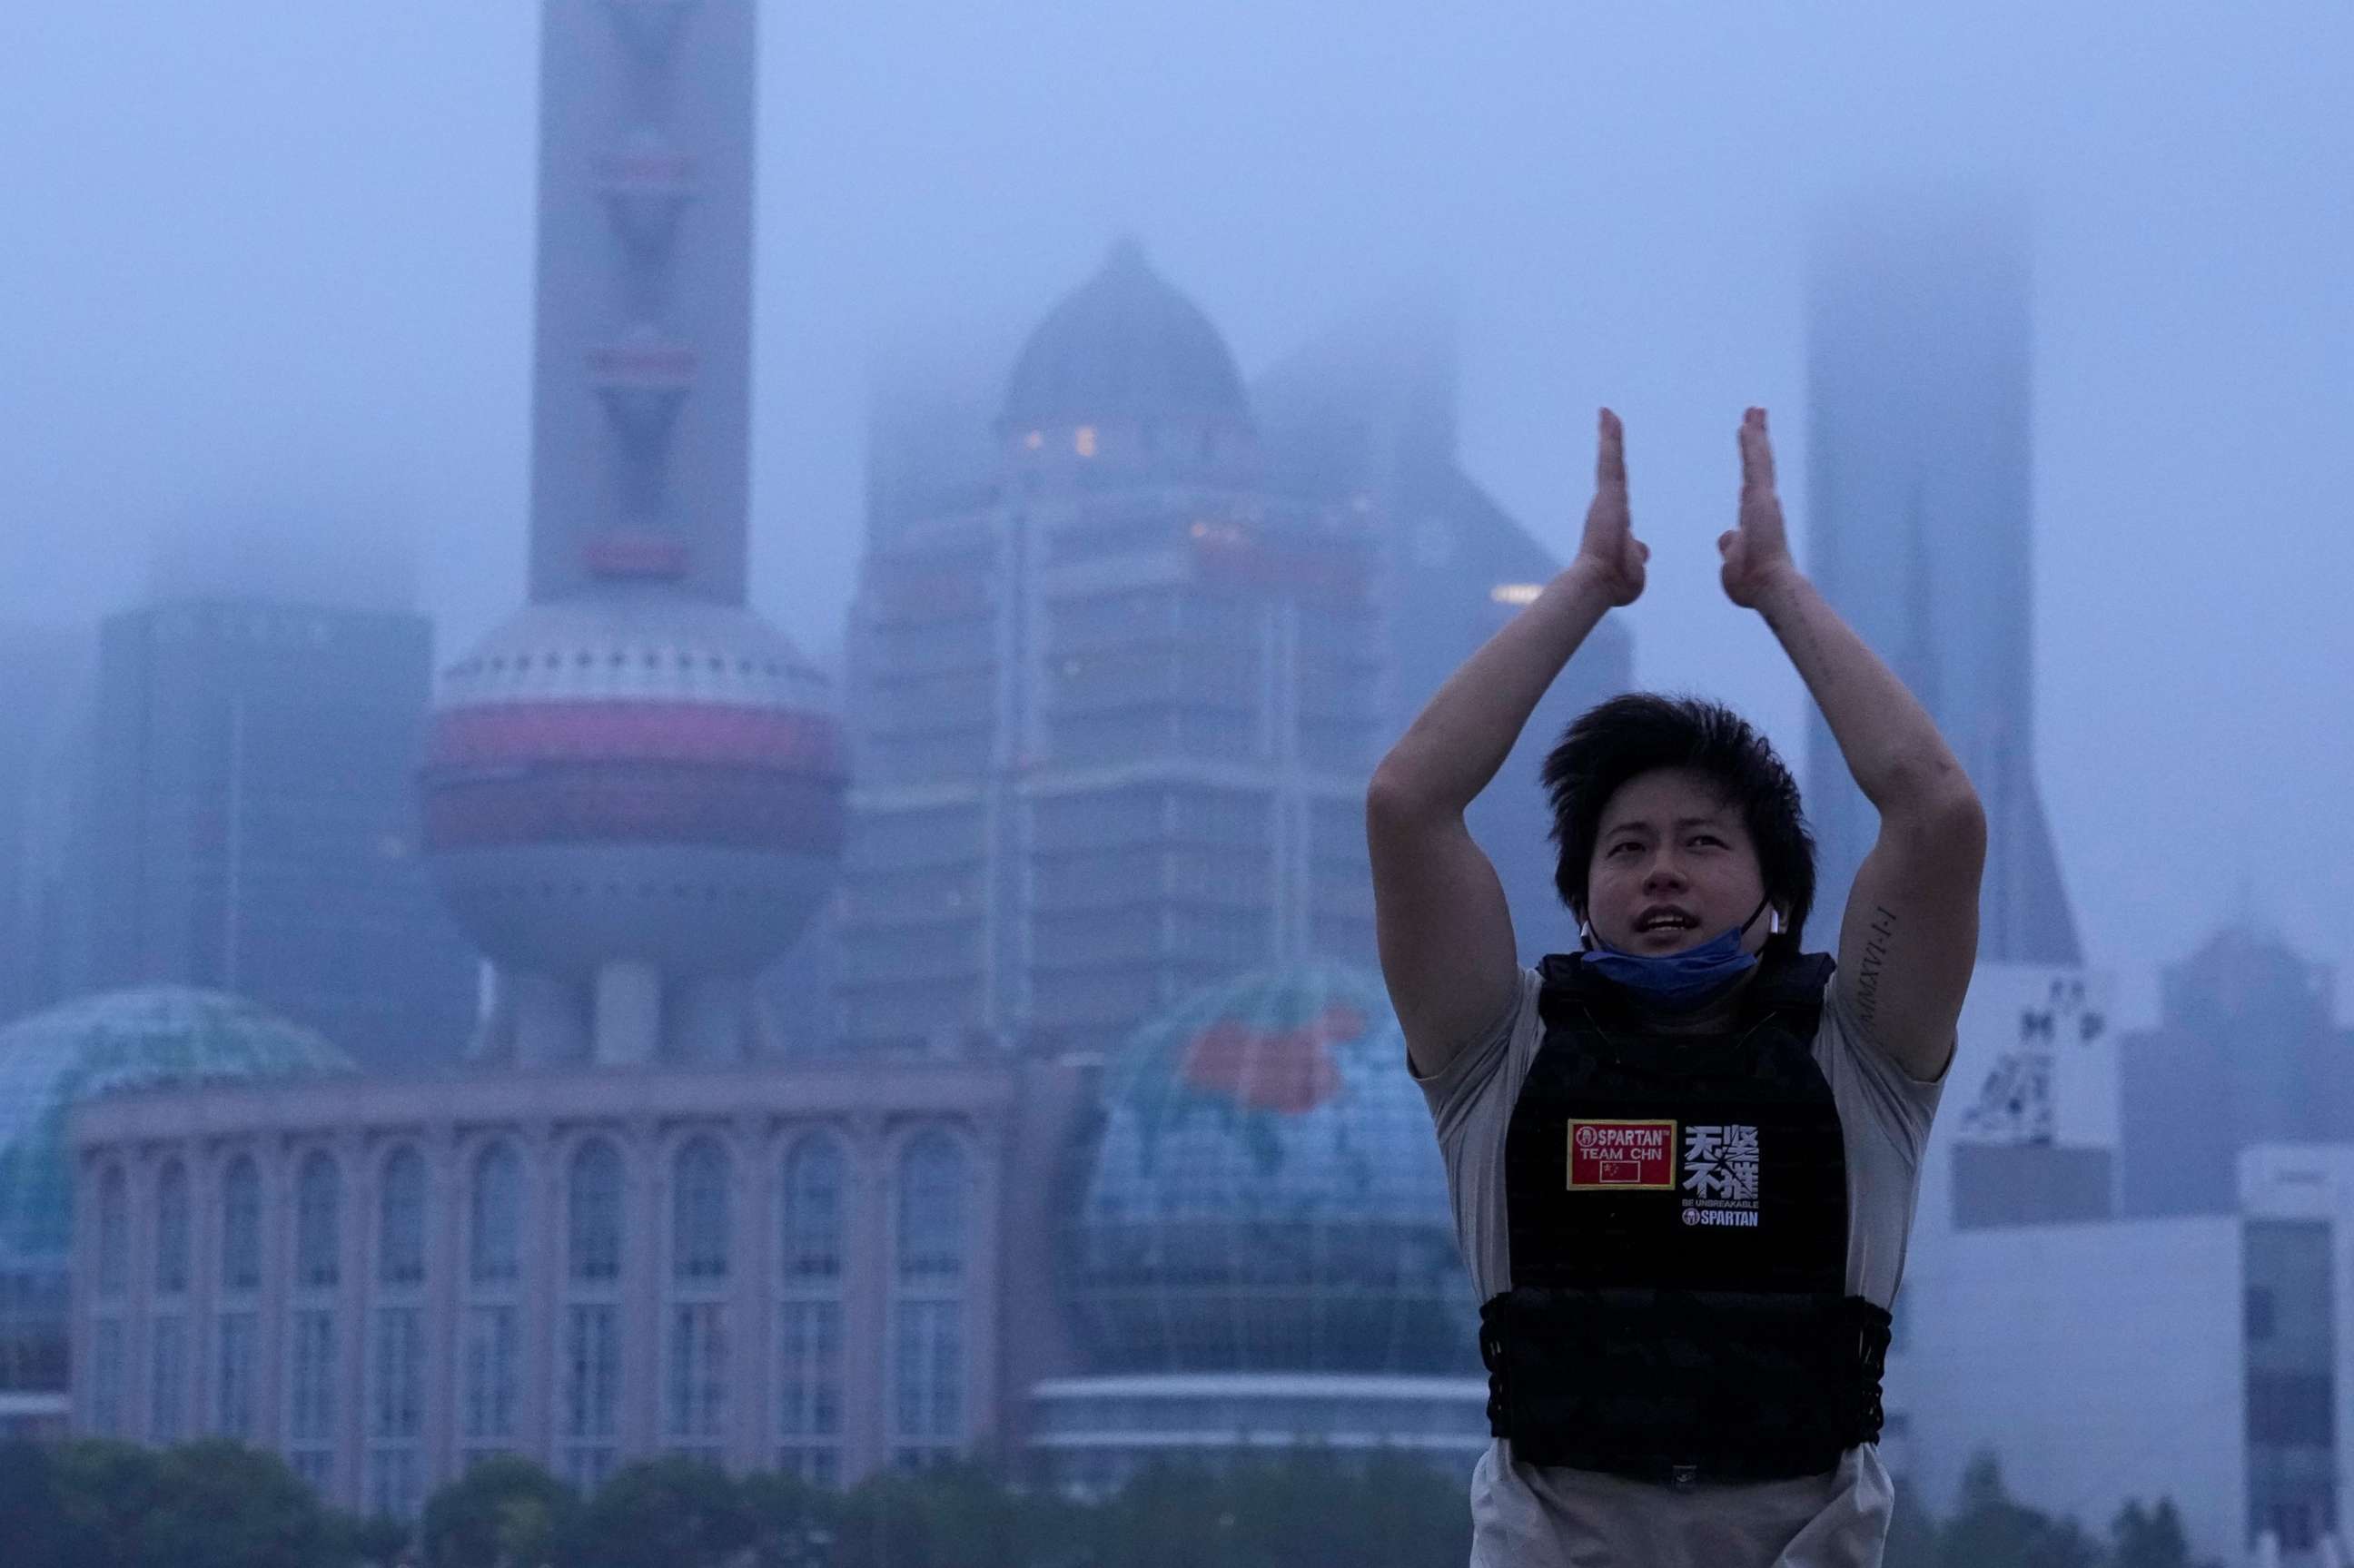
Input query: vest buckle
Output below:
<box><xmin>1670</xmin><ymin>1464</ymin><xmax>1699</xmax><ymax>1490</ymax></box>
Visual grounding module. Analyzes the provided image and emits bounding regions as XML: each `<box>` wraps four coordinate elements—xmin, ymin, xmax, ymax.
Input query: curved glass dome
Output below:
<box><xmin>1003</xmin><ymin>238</ymin><xmax>1253</xmax><ymax>433</ymax></box>
<box><xmin>1063</xmin><ymin>962</ymin><xmax>1479</xmax><ymax>1376</ymax></box>
<box><xmin>0</xmin><ymin>988</ymin><xmax>353</xmax><ymax>1270</ymax></box>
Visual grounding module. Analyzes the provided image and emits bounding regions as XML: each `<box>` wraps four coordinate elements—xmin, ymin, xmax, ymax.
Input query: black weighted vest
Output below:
<box><xmin>1478</xmin><ymin>949</ymin><xmax>1892</xmax><ymax>1487</ymax></box>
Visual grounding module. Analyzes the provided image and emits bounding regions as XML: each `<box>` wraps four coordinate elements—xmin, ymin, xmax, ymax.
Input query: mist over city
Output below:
<box><xmin>0</xmin><ymin>3</ymin><xmax>2349</xmax><ymax>1565</ymax></box>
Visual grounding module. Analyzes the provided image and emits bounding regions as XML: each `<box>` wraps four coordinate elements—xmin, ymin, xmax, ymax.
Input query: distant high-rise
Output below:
<box><xmin>1803</xmin><ymin>194</ymin><xmax>2080</xmax><ymax>962</ymax></box>
<box><xmin>839</xmin><ymin>263</ymin><xmax>1631</xmax><ymax>1056</ymax></box>
<box><xmin>84</xmin><ymin>599</ymin><xmax>475</xmax><ymax>1070</ymax></box>
<box><xmin>839</xmin><ymin>243</ymin><xmax>1384</xmax><ymax>1057</ymax></box>
<box><xmin>1252</xmin><ymin>309</ymin><xmax>1632</xmax><ymax>962</ymax></box>
<box><xmin>2120</xmin><ymin>921</ymin><xmax>2354</xmax><ymax>1217</ymax></box>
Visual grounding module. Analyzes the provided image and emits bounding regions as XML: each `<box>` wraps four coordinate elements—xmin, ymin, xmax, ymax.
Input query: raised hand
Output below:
<box><xmin>1719</xmin><ymin>407</ymin><xmax>1798</xmax><ymax>607</ymax></box>
<box><xmin>1574</xmin><ymin>408</ymin><xmax>1649</xmax><ymax>606</ymax></box>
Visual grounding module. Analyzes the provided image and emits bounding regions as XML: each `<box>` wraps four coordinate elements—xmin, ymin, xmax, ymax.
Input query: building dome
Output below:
<box><xmin>420</xmin><ymin>597</ymin><xmax>846</xmax><ymax>977</ymax></box>
<box><xmin>1061</xmin><ymin>962</ymin><xmax>1479</xmax><ymax>1376</ymax></box>
<box><xmin>0</xmin><ymin>988</ymin><xmax>351</xmax><ymax>1268</ymax></box>
<box><xmin>1002</xmin><ymin>239</ymin><xmax>1253</xmax><ymax>433</ymax></box>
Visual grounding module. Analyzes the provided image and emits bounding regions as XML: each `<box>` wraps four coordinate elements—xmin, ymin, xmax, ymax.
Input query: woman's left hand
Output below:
<box><xmin>1719</xmin><ymin>407</ymin><xmax>1801</xmax><ymax>608</ymax></box>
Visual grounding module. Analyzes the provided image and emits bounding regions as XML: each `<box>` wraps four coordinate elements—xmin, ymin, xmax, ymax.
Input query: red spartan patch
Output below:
<box><xmin>1567</xmin><ymin>1119</ymin><xmax>1677</xmax><ymax>1189</ymax></box>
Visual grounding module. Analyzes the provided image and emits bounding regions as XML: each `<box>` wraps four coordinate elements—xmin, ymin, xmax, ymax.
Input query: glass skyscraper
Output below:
<box><xmin>1803</xmin><ymin>192</ymin><xmax>2082</xmax><ymax>963</ymax></box>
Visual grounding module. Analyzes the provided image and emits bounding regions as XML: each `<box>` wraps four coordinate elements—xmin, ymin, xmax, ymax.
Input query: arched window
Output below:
<box><xmin>895</xmin><ymin>1132</ymin><xmax>966</xmax><ymax>1287</ymax></box>
<box><xmin>460</xmin><ymin>1142</ymin><xmax>526</xmax><ymax>1461</ymax></box>
<box><xmin>776</xmin><ymin>1135</ymin><xmax>846</xmax><ymax>1484</ymax></box>
<box><xmin>781</xmin><ymin>1138</ymin><xmax>845</xmax><ymax>1287</ymax></box>
<box><xmin>367</xmin><ymin>1146</ymin><xmax>428</xmax><ymax>1520</ymax></box>
<box><xmin>94</xmin><ymin>1166</ymin><xmax>129</xmax><ymax>1297</ymax></box>
<box><xmin>559</xmin><ymin>1139</ymin><xmax>626</xmax><ymax>1489</ymax></box>
<box><xmin>294</xmin><ymin>1151</ymin><xmax>341</xmax><ymax>1289</ymax></box>
<box><xmin>214</xmin><ymin>1155</ymin><xmax>262</xmax><ymax>1440</ymax></box>
<box><xmin>672</xmin><ymin>1138</ymin><xmax>730</xmax><ymax>1282</ymax></box>
<box><xmin>149</xmin><ymin>1159</ymin><xmax>192</xmax><ymax>1444</ymax></box>
<box><xmin>664</xmin><ymin>1136</ymin><xmax>732</xmax><ymax>1459</ymax></box>
<box><xmin>287</xmin><ymin>1152</ymin><xmax>342</xmax><ymax>1487</ymax></box>
<box><xmin>88</xmin><ymin>1164</ymin><xmax>129</xmax><ymax>1436</ymax></box>
<box><xmin>470</xmin><ymin>1143</ymin><xmax>522</xmax><ymax>1285</ymax></box>
<box><xmin>154</xmin><ymin>1161</ymin><xmax>191</xmax><ymax>1296</ymax></box>
<box><xmin>378</xmin><ymin>1148</ymin><xmax>426</xmax><ymax>1287</ymax></box>
<box><xmin>221</xmin><ymin>1156</ymin><xmax>262</xmax><ymax>1291</ymax></box>
<box><xmin>889</xmin><ymin>1130</ymin><xmax>970</xmax><ymax>1468</ymax></box>
<box><xmin>569</xmin><ymin>1139</ymin><xmax>624</xmax><ymax>1284</ymax></box>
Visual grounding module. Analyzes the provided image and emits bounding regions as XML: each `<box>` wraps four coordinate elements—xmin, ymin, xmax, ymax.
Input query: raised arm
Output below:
<box><xmin>1721</xmin><ymin>408</ymin><xmax>1986</xmax><ymax>1082</ymax></box>
<box><xmin>1370</xmin><ymin>410</ymin><xmax>1647</xmax><ymax>1080</ymax></box>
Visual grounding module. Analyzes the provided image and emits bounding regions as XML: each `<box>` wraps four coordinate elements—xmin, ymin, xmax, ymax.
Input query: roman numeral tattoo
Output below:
<box><xmin>1855</xmin><ymin>905</ymin><xmax>1897</xmax><ymax>1029</ymax></box>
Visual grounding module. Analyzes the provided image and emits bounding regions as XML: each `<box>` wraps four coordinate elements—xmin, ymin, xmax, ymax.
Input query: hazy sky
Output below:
<box><xmin>3</xmin><ymin>0</ymin><xmax>2348</xmax><ymax>1027</ymax></box>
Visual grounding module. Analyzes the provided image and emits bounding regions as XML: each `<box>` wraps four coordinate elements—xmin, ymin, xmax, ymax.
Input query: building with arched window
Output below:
<box><xmin>0</xmin><ymin>985</ymin><xmax>351</xmax><ymax>1440</ymax></box>
<box><xmin>67</xmin><ymin>1055</ymin><xmax>1089</xmax><ymax>1514</ymax></box>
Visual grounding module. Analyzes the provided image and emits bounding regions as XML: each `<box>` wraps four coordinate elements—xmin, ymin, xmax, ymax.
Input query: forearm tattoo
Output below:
<box><xmin>1855</xmin><ymin>906</ymin><xmax>1896</xmax><ymax>1029</ymax></box>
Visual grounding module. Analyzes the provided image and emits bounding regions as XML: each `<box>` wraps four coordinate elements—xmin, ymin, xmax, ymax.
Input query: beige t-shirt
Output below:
<box><xmin>1413</xmin><ymin>965</ymin><xmax>1949</xmax><ymax>1568</ymax></box>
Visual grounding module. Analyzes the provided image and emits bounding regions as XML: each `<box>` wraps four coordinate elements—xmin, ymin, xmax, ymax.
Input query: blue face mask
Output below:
<box><xmin>1580</xmin><ymin>895</ymin><xmax>1776</xmax><ymax>1014</ymax></box>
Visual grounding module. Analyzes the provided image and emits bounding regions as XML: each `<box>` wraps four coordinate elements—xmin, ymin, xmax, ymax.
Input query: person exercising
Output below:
<box><xmin>1367</xmin><ymin>409</ymin><xmax>1983</xmax><ymax>1567</ymax></box>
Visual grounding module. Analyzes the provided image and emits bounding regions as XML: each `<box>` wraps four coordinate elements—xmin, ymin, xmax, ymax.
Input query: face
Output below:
<box><xmin>1583</xmin><ymin>767</ymin><xmax>1777</xmax><ymax>957</ymax></box>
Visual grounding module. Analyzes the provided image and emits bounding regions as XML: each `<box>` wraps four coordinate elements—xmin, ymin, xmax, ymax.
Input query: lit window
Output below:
<box><xmin>1024</xmin><ymin>429</ymin><xmax>1043</xmax><ymax>450</ymax></box>
<box><xmin>1489</xmin><ymin>582</ymin><xmax>1543</xmax><ymax>606</ymax></box>
<box><xmin>1074</xmin><ymin>426</ymin><xmax>1098</xmax><ymax>458</ymax></box>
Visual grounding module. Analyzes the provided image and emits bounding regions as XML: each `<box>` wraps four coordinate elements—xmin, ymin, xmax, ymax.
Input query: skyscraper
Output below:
<box><xmin>1252</xmin><ymin>309</ymin><xmax>1632</xmax><ymax>962</ymax></box>
<box><xmin>2120</xmin><ymin>920</ymin><xmax>2354</xmax><ymax>1217</ymax></box>
<box><xmin>1802</xmin><ymin>193</ymin><xmax>2081</xmax><ymax>963</ymax></box>
<box><xmin>419</xmin><ymin>0</ymin><xmax>844</xmax><ymax>1066</ymax></box>
<box><xmin>83</xmin><ymin>598</ymin><xmax>475</xmax><ymax>1072</ymax></box>
<box><xmin>839</xmin><ymin>265</ymin><xmax>1630</xmax><ymax>1056</ymax></box>
<box><xmin>839</xmin><ymin>243</ymin><xmax>1383</xmax><ymax>1057</ymax></box>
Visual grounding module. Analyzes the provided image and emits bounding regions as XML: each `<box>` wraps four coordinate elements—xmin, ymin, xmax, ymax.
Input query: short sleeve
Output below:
<box><xmin>1409</xmin><ymin>967</ymin><xmax>1543</xmax><ymax>1305</ymax></box>
<box><xmin>1409</xmin><ymin>971</ymin><xmax>1528</xmax><ymax>1149</ymax></box>
<box><xmin>1818</xmin><ymin>981</ymin><xmax>1948</xmax><ymax>1171</ymax></box>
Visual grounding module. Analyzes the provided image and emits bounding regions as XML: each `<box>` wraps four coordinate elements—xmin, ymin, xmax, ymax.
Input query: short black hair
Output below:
<box><xmin>1540</xmin><ymin>692</ymin><xmax>1816</xmax><ymax>960</ymax></box>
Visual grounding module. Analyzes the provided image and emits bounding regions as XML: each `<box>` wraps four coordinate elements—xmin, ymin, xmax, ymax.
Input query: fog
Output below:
<box><xmin>2</xmin><ymin>0</ymin><xmax>2349</xmax><ymax>1025</ymax></box>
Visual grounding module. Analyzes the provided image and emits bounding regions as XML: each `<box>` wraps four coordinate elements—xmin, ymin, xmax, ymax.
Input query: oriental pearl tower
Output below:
<box><xmin>420</xmin><ymin>0</ymin><xmax>844</xmax><ymax>1065</ymax></box>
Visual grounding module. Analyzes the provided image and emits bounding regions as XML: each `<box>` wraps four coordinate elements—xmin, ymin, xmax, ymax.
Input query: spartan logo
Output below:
<box><xmin>1680</xmin><ymin>1123</ymin><xmax>1761</xmax><ymax>1228</ymax></box>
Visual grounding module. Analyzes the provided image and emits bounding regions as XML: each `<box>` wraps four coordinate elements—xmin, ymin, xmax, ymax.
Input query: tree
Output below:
<box><xmin>329</xmin><ymin>1511</ymin><xmax>417</xmax><ymax>1568</ymax></box>
<box><xmin>563</xmin><ymin>1455</ymin><xmax>752</xmax><ymax>1568</ymax></box>
<box><xmin>0</xmin><ymin>1439</ymin><xmax>74</xmax><ymax>1568</ymax></box>
<box><xmin>420</xmin><ymin>1455</ymin><xmax>578</xmax><ymax>1568</ymax></box>
<box><xmin>1083</xmin><ymin>1449</ymin><xmax>1469</xmax><ymax>1568</ymax></box>
<box><xmin>1936</xmin><ymin>1451</ymin><xmax>2103</xmax><ymax>1568</ymax></box>
<box><xmin>141</xmin><ymin>1440</ymin><xmax>338</xmax><ymax>1568</ymax></box>
<box><xmin>831</xmin><ymin>1461</ymin><xmax>1025</xmax><ymax>1568</ymax></box>
<box><xmin>2112</xmin><ymin>1496</ymin><xmax>2227</xmax><ymax>1568</ymax></box>
<box><xmin>738</xmin><ymin>1469</ymin><xmax>841</xmax><ymax>1568</ymax></box>
<box><xmin>45</xmin><ymin>1438</ymin><xmax>166</xmax><ymax>1568</ymax></box>
<box><xmin>1882</xmin><ymin>1479</ymin><xmax>1942</xmax><ymax>1568</ymax></box>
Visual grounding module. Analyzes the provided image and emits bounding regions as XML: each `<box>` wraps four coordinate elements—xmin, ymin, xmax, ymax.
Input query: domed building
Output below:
<box><xmin>0</xmin><ymin>988</ymin><xmax>351</xmax><ymax>1437</ymax></box>
<box><xmin>1034</xmin><ymin>963</ymin><xmax>1487</xmax><ymax>1494</ymax></box>
<box><xmin>999</xmin><ymin>235</ymin><xmax>1257</xmax><ymax>462</ymax></box>
<box><xmin>837</xmin><ymin>238</ymin><xmax>1385</xmax><ymax>1059</ymax></box>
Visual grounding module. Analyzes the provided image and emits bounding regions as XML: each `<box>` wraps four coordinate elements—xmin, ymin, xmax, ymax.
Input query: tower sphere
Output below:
<box><xmin>420</xmin><ymin>598</ymin><xmax>845</xmax><ymax>979</ymax></box>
